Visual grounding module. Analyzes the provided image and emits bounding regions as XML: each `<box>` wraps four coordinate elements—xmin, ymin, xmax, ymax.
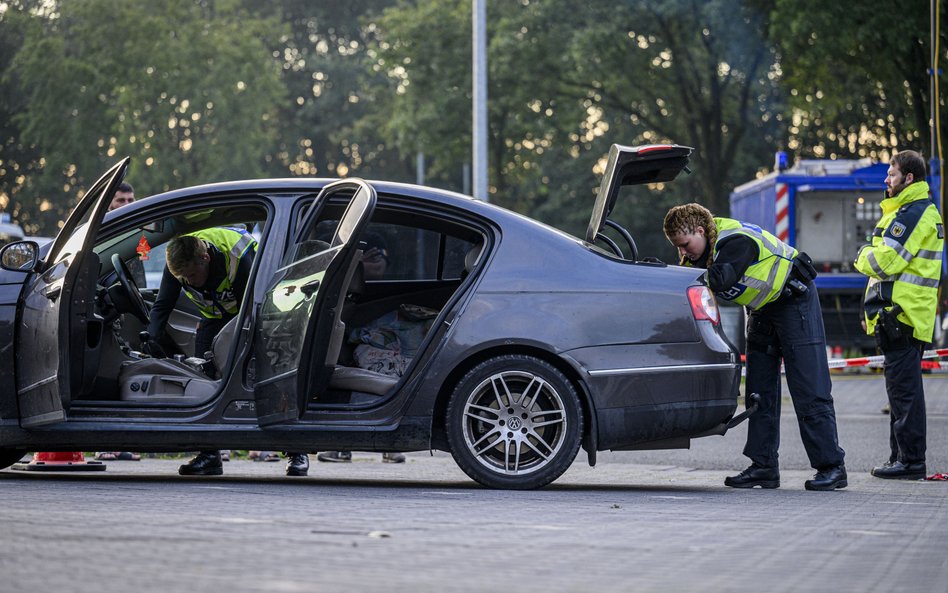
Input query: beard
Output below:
<box><xmin>887</xmin><ymin>179</ymin><xmax>911</xmax><ymax>197</ymax></box>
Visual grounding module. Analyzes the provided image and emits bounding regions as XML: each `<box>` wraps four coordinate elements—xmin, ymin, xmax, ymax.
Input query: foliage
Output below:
<box><xmin>240</xmin><ymin>0</ymin><xmax>413</xmax><ymax>182</ymax></box>
<box><xmin>766</xmin><ymin>0</ymin><xmax>947</xmax><ymax>162</ymax></box>
<box><xmin>0</xmin><ymin>2</ymin><xmax>45</xmax><ymax>234</ymax></box>
<box><xmin>367</xmin><ymin>0</ymin><xmax>784</xmax><ymax>259</ymax></box>
<box><xmin>5</xmin><ymin>0</ymin><xmax>287</xmax><ymax>233</ymax></box>
<box><xmin>0</xmin><ymin>0</ymin><xmax>943</xmax><ymax>255</ymax></box>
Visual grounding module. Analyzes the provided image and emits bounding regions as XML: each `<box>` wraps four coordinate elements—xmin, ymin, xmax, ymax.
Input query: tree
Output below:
<box><xmin>242</xmin><ymin>0</ymin><xmax>414</xmax><ymax>182</ymax></box>
<box><xmin>766</xmin><ymin>0</ymin><xmax>947</xmax><ymax>162</ymax></box>
<box><xmin>0</xmin><ymin>1</ymin><xmax>47</xmax><ymax>235</ymax></box>
<box><xmin>366</xmin><ymin>0</ymin><xmax>784</xmax><ymax>259</ymax></box>
<box><xmin>7</xmin><ymin>0</ymin><xmax>287</xmax><ymax>234</ymax></box>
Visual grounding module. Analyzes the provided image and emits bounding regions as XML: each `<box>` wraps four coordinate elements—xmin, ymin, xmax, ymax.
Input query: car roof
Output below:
<box><xmin>134</xmin><ymin>177</ymin><xmax>574</xmax><ymax>239</ymax></box>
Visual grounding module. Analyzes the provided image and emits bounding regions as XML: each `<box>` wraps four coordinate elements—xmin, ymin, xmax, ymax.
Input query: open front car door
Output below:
<box><xmin>15</xmin><ymin>158</ymin><xmax>129</xmax><ymax>427</ymax></box>
<box><xmin>253</xmin><ymin>179</ymin><xmax>376</xmax><ymax>426</ymax></box>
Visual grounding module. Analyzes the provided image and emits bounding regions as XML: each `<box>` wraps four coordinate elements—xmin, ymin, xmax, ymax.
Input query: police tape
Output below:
<box><xmin>740</xmin><ymin>347</ymin><xmax>948</xmax><ymax>372</ymax></box>
<box><xmin>826</xmin><ymin>349</ymin><xmax>948</xmax><ymax>370</ymax></box>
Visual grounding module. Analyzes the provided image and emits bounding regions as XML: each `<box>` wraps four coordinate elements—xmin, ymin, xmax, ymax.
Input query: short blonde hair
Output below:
<box><xmin>166</xmin><ymin>235</ymin><xmax>207</xmax><ymax>277</ymax></box>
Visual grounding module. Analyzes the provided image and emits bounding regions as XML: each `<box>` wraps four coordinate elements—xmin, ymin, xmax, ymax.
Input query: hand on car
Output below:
<box><xmin>141</xmin><ymin>339</ymin><xmax>166</xmax><ymax>358</ymax></box>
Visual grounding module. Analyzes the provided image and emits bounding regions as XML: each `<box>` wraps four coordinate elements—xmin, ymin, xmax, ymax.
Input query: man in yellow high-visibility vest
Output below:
<box><xmin>146</xmin><ymin>228</ymin><xmax>310</xmax><ymax>478</ymax></box>
<box><xmin>855</xmin><ymin>150</ymin><xmax>944</xmax><ymax>480</ymax></box>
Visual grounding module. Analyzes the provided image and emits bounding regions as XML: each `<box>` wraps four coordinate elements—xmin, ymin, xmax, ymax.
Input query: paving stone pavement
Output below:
<box><xmin>0</xmin><ymin>374</ymin><xmax>946</xmax><ymax>593</ymax></box>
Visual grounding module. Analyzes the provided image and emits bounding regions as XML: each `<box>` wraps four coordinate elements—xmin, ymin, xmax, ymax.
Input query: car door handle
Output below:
<box><xmin>300</xmin><ymin>279</ymin><xmax>320</xmax><ymax>296</ymax></box>
<box><xmin>44</xmin><ymin>284</ymin><xmax>62</xmax><ymax>301</ymax></box>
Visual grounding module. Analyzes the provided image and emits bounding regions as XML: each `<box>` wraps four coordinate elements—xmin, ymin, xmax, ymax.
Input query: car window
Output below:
<box><xmin>141</xmin><ymin>243</ymin><xmax>167</xmax><ymax>289</ymax></box>
<box><xmin>363</xmin><ymin>223</ymin><xmax>475</xmax><ymax>281</ymax></box>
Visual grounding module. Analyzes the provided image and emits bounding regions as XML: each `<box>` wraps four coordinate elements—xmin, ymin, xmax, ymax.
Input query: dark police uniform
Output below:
<box><xmin>691</xmin><ymin>218</ymin><xmax>845</xmax><ymax>481</ymax></box>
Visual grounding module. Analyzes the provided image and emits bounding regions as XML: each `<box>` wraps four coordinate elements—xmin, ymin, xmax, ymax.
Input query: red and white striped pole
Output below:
<box><xmin>775</xmin><ymin>182</ymin><xmax>790</xmax><ymax>243</ymax></box>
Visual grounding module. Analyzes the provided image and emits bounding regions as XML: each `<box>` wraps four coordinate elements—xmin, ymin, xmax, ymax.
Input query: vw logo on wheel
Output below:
<box><xmin>508</xmin><ymin>417</ymin><xmax>522</xmax><ymax>430</ymax></box>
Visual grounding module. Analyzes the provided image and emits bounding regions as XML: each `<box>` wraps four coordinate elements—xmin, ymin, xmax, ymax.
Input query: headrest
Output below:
<box><xmin>464</xmin><ymin>243</ymin><xmax>483</xmax><ymax>274</ymax></box>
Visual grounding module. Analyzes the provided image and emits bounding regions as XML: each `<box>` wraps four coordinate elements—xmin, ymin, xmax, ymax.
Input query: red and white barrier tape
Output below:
<box><xmin>828</xmin><ymin>347</ymin><xmax>948</xmax><ymax>369</ymax></box>
<box><xmin>740</xmin><ymin>348</ymin><xmax>948</xmax><ymax>372</ymax></box>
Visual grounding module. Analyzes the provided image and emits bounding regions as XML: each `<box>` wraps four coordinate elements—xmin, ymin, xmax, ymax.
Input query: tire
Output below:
<box><xmin>0</xmin><ymin>449</ymin><xmax>25</xmax><ymax>471</ymax></box>
<box><xmin>446</xmin><ymin>354</ymin><xmax>583</xmax><ymax>490</ymax></box>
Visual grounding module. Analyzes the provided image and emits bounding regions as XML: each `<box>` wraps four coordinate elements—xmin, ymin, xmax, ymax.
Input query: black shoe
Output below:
<box><xmin>724</xmin><ymin>464</ymin><xmax>780</xmax><ymax>489</ymax></box>
<box><xmin>316</xmin><ymin>451</ymin><xmax>352</xmax><ymax>463</ymax></box>
<box><xmin>286</xmin><ymin>453</ymin><xmax>309</xmax><ymax>477</ymax></box>
<box><xmin>805</xmin><ymin>465</ymin><xmax>848</xmax><ymax>491</ymax></box>
<box><xmin>178</xmin><ymin>451</ymin><xmax>223</xmax><ymax>476</ymax></box>
<box><xmin>871</xmin><ymin>460</ymin><xmax>926</xmax><ymax>480</ymax></box>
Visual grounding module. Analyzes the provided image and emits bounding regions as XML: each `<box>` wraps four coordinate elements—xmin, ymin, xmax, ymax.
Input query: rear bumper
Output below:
<box><xmin>585</xmin><ymin>361</ymin><xmax>743</xmax><ymax>450</ymax></box>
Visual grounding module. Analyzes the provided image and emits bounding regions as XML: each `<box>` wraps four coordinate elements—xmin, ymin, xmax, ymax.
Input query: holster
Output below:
<box><xmin>784</xmin><ymin>252</ymin><xmax>818</xmax><ymax>298</ymax></box>
<box><xmin>876</xmin><ymin>306</ymin><xmax>912</xmax><ymax>350</ymax></box>
<box><xmin>792</xmin><ymin>252</ymin><xmax>818</xmax><ymax>283</ymax></box>
<box><xmin>746</xmin><ymin>315</ymin><xmax>782</xmax><ymax>357</ymax></box>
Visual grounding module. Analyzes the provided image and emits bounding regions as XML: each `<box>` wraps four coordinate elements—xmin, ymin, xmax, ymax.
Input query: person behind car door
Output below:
<box><xmin>664</xmin><ymin>203</ymin><xmax>847</xmax><ymax>491</ymax></box>
<box><xmin>146</xmin><ymin>227</ymin><xmax>309</xmax><ymax>477</ymax></box>
<box><xmin>855</xmin><ymin>150</ymin><xmax>944</xmax><ymax>481</ymax></box>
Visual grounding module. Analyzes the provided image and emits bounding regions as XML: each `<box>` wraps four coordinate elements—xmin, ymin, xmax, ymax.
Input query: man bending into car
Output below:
<box><xmin>145</xmin><ymin>227</ymin><xmax>310</xmax><ymax>478</ymax></box>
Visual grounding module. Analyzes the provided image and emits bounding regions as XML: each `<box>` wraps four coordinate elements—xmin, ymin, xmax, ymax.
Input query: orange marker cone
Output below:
<box><xmin>12</xmin><ymin>451</ymin><xmax>106</xmax><ymax>472</ymax></box>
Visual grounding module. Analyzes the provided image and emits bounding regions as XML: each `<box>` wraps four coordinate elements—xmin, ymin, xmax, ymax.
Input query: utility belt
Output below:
<box><xmin>781</xmin><ymin>252</ymin><xmax>818</xmax><ymax>299</ymax></box>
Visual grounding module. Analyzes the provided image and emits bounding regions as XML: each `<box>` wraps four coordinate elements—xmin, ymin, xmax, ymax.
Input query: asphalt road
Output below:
<box><xmin>1</xmin><ymin>374</ymin><xmax>946</xmax><ymax>593</ymax></box>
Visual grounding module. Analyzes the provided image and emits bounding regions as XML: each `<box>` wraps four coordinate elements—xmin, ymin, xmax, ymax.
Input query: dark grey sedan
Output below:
<box><xmin>0</xmin><ymin>143</ymin><xmax>746</xmax><ymax>489</ymax></box>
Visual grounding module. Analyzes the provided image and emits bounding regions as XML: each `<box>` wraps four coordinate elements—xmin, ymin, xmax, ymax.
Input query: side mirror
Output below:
<box><xmin>0</xmin><ymin>241</ymin><xmax>40</xmax><ymax>272</ymax></box>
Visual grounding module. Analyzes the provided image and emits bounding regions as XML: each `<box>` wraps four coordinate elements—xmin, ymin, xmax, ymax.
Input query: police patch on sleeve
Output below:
<box><xmin>938</xmin><ymin>223</ymin><xmax>944</xmax><ymax>239</ymax></box>
<box><xmin>890</xmin><ymin>221</ymin><xmax>906</xmax><ymax>238</ymax></box>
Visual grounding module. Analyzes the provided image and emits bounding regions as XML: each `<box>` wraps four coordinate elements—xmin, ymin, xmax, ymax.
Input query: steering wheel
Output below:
<box><xmin>111</xmin><ymin>253</ymin><xmax>150</xmax><ymax>323</ymax></box>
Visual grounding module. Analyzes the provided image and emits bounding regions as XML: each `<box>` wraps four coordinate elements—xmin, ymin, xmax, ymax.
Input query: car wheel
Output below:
<box><xmin>0</xmin><ymin>449</ymin><xmax>25</xmax><ymax>470</ymax></box>
<box><xmin>446</xmin><ymin>354</ymin><xmax>583</xmax><ymax>490</ymax></box>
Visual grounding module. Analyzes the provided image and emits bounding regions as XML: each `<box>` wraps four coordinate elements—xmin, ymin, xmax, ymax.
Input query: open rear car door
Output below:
<box><xmin>253</xmin><ymin>179</ymin><xmax>376</xmax><ymax>426</ymax></box>
<box><xmin>15</xmin><ymin>158</ymin><xmax>129</xmax><ymax>427</ymax></box>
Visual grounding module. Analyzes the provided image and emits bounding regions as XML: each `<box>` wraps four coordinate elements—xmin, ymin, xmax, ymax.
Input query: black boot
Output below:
<box><xmin>179</xmin><ymin>451</ymin><xmax>223</xmax><ymax>476</ymax></box>
<box><xmin>805</xmin><ymin>465</ymin><xmax>848</xmax><ymax>491</ymax></box>
<box><xmin>724</xmin><ymin>464</ymin><xmax>780</xmax><ymax>489</ymax></box>
<box><xmin>285</xmin><ymin>452</ymin><xmax>309</xmax><ymax>477</ymax></box>
<box><xmin>870</xmin><ymin>460</ymin><xmax>926</xmax><ymax>480</ymax></box>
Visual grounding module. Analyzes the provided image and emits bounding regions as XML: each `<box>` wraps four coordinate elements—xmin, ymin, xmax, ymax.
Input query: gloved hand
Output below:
<box><xmin>141</xmin><ymin>340</ymin><xmax>167</xmax><ymax>358</ymax></box>
<box><xmin>139</xmin><ymin>331</ymin><xmax>166</xmax><ymax>358</ymax></box>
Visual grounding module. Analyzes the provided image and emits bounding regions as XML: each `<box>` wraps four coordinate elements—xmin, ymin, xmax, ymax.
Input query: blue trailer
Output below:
<box><xmin>729</xmin><ymin>156</ymin><xmax>942</xmax><ymax>352</ymax></box>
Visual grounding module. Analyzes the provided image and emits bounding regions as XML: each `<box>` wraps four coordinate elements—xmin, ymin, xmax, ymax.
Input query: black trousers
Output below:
<box><xmin>743</xmin><ymin>284</ymin><xmax>846</xmax><ymax>470</ymax></box>
<box><xmin>881</xmin><ymin>336</ymin><xmax>927</xmax><ymax>464</ymax></box>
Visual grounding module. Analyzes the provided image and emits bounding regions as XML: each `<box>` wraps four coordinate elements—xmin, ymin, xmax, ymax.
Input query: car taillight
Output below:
<box><xmin>687</xmin><ymin>285</ymin><xmax>720</xmax><ymax>325</ymax></box>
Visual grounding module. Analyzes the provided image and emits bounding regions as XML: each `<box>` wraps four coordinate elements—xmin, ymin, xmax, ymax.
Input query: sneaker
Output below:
<box><xmin>316</xmin><ymin>451</ymin><xmax>352</xmax><ymax>463</ymax></box>
<box><xmin>382</xmin><ymin>452</ymin><xmax>406</xmax><ymax>463</ymax></box>
<box><xmin>285</xmin><ymin>453</ymin><xmax>309</xmax><ymax>477</ymax></box>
